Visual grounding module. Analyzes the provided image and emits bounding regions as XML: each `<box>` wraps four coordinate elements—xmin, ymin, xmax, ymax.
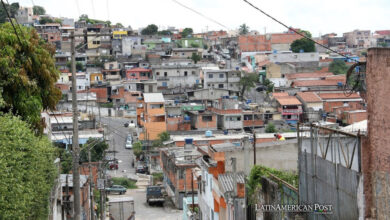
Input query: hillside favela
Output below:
<box><xmin>0</xmin><ymin>0</ymin><xmax>389</xmax><ymax>220</ymax></box>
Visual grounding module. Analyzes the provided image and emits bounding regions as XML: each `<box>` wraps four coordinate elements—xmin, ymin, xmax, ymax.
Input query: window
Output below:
<box><xmin>192</xmin><ymin>71</ymin><xmax>196</xmax><ymax>75</ymax></box>
<box><xmin>162</xmin><ymin>82</ymin><xmax>167</xmax><ymax>87</ymax></box>
<box><xmin>202</xmin><ymin>116</ymin><xmax>212</xmax><ymax>122</ymax></box>
<box><xmin>164</xmin><ymin>72</ymin><xmax>167</xmax><ymax>77</ymax></box>
<box><xmin>207</xmin><ymin>84</ymin><xmax>211</xmax><ymax>87</ymax></box>
<box><xmin>156</xmin><ymin>72</ymin><xmax>160</xmax><ymax>76</ymax></box>
<box><xmin>150</xmin><ymin>104</ymin><xmax>163</xmax><ymax>109</ymax></box>
<box><xmin>209</xmin><ymin>74</ymin><xmax>213</xmax><ymax>78</ymax></box>
<box><xmin>179</xmin><ymin>169</ymin><xmax>184</xmax><ymax>179</ymax></box>
<box><xmin>184</xmin><ymin>71</ymin><xmax>188</xmax><ymax>76</ymax></box>
<box><xmin>219</xmin><ymin>73</ymin><xmax>224</xmax><ymax>78</ymax></box>
<box><xmin>182</xmin><ymin>53</ymin><xmax>185</xmax><ymax>56</ymax></box>
<box><xmin>218</xmin><ymin>84</ymin><xmax>224</xmax><ymax>89</ymax></box>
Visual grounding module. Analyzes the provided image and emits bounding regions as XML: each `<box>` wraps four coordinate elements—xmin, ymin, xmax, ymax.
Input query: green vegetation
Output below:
<box><xmin>66</xmin><ymin>61</ymin><xmax>85</xmax><ymax>72</ymax></box>
<box><xmin>181</xmin><ymin>27</ymin><xmax>193</xmax><ymax>38</ymax></box>
<box><xmin>152</xmin><ymin>131</ymin><xmax>171</xmax><ymax>148</ymax></box>
<box><xmin>100</xmin><ymin>102</ymin><xmax>114</xmax><ymax>108</ymax></box>
<box><xmin>115</xmin><ymin>22</ymin><xmax>124</xmax><ymax>28</ymax></box>
<box><xmin>329</xmin><ymin>59</ymin><xmax>349</xmax><ymax>75</ymax></box>
<box><xmin>58</xmin><ymin>148</ymin><xmax>73</xmax><ymax>173</ymax></box>
<box><xmin>78</xmin><ymin>14</ymin><xmax>111</xmax><ymax>26</ymax></box>
<box><xmin>94</xmin><ymin>189</ymin><xmax>101</xmax><ymax>217</ymax></box>
<box><xmin>265</xmin><ymin>122</ymin><xmax>277</xmax><ymax>133</ymax></box>
<box><xmin>141</xmin><ymin>24</ymin><xmax>158</xmax><ymax>35</ymax></box>
<box><xmin>0</xmin><ymin>23</ymin><xmax>61</xmax><ymax>134</ymax></box>
<box><xmin>247</xmin><ymin>165</ymin><xmax>298</xmax><ymax>204</ymax></box>
<box><xmin>263</xmin><ymin>78</ymin><xmax>274</xmax><ymax>93</ymax></box>
<box><xmin>132</xmin><ymin>141</ymin><xmax>143</xmax><ymax>158</ymax></box>
<box><xmin>111</xmin><ymin>177</ymin><xmax>137</xmax><ymax>189</ymax></box>
<box><xmin>158</xmin><ymin>30</ymin><xmax>172</xmax><ymax>36</ymax></box>
<box><xmin>33</xmin><ymin>5</ymin><xmax>46</xmax><ymax>15</ymax></box>
<box><xmin>80</xmin><ymin>138</ymin><xmax>109</xmax><ymax>163</ymax></box>
<box><xmin>239</xmin><ymin>23</ymin><xmax>249</xmax><ymax>35</ymax></box>
<box><xmin>291</xmin><ymin>38</ymin><xmax>315</xmax><ymax>53</ymax></box>
<box><xmin>152</xmin><ymin>172</ymin><xmax>164</xmax><ymax>185</ymax></box>
<box><xmin>190</xmin><ymin>43</ymin><xmax>199</xmax><ymax>48</ymax></box>
<box><xmin>191</xmin><ymin>52</ymin><xmax>201</xmax><ymax>64</ymax></box>
<box><xmin>0</xmin><ymin>2</ymin><xmax>19</xmax><ymax>23</ymax></box>
<box><xmin>0</xmin><ymin>114</ymin><xmax>57</xmax><ymax>219</ymax></box>
<box><xmin>239</xmin><ymin>72</ymin><xmax>258</xmax><ymax>100</ymax></box>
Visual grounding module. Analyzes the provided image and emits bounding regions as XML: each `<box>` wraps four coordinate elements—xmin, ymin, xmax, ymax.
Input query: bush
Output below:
<box><xmin>152</xmin><ymin>172</ymin><xmax>163</xmax><ymax>185</ymax></box>
<box><xmin>265</xmin><ymin>123</ymin><xmax>277</xmax><ymax>133</ymax></box>
<box><xmin>111</xmin><ymin>177</ymin><xmax>137</xmax><ymax>189</ymax></box>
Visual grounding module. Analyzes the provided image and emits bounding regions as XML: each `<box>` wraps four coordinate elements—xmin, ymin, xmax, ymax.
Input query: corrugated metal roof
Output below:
<box><xmin>143</xmin><ymin>93</ymin><xmax>164</xmax><ymax>103</ymax></box>
<box><xmin>218</xmin><ymin>172</ymin><xmax>245</xmax><ymax>194</ymax></box>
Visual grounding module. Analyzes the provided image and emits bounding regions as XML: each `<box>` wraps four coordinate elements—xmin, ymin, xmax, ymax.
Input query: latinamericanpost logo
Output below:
<box><xmin>256</xmin><ymin>203</ymin><xmax>333</xmax><ymax>214</ymax></box>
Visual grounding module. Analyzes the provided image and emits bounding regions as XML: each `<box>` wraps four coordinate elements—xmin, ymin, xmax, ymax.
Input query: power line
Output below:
<box><xmin>5</xmin><ymin>0</ymin><xmax>25</xmax><ymax>41</ymax></box>
<box><xmin>242</xmin><ymin>0</ymin><xmax>354</xmax><ymax>61</ymax></box>
<box><xmin>171</xmin><ymin>0</ymin><xmax>229</xmax><ymax>30</ymax></box>
<box><xmin>1</xmin><ymin>0</ymin><xmax>22</xmax><ymax>44</ymax></box>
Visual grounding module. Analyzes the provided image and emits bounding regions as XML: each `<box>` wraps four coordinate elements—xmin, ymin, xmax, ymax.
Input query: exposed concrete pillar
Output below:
<box><xmin>363</xmin><ymin>48</ymin><xmax>390</xmax><ymax>219</ymax></box>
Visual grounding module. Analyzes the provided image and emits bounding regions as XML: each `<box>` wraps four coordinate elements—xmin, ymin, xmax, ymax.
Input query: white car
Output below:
<box><xmin>125</xmin><ymin>141</ymin><xmax>133</xmax><ymax>149</ymax></box>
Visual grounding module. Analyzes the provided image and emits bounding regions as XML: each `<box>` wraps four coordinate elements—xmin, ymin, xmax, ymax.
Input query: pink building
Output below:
<box><xmin>126</xmin><ymin>68</ymin><xmax>152</xmax><ymax>81</ymax></box>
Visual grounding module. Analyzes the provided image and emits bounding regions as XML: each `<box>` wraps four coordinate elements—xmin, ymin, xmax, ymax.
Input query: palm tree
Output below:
<box><xmin>239</xmin><ymin>23</ymin><xmax>249</xmax><ymax>35</ymax></box>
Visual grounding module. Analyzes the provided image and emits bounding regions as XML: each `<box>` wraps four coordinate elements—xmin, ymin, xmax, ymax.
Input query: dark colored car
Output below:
<box><xmin>136</xmin><ymin>165</ymin><xmax>146</xmax><ymax>174</ymax></box>
<box><xmin>256</xmin><ymin>85</ymin><xmax>267</xmax><ymax>92</ymax></box>
<box><xmin>124</xmin><ymin>122</ymin><xmax>129</xmax><ymax>127</ymax></box>
<box><xmin>146</xmin><ymin>186</ymin><xmax>166</xmax><ymax>205</ymax></box>
<box><xmin>106</xmin><ymin>185</ymin><xmax>127</xmax><ymax>194</ymax></box>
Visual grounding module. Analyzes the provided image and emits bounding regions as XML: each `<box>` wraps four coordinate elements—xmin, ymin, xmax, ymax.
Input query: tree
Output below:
<box><xmin>80</xmin><ymin>138</ymin><xmax>109</xmax><ymax>162</ymax></box>
<box><xmin>115</xmin><ymin>22</ymin><xmax>124</xmax><ymax>28</ymax></box>
<box><xmin>329</xmin><ymin>59</ymin><xmax>349</xmax><ymax>75</ymax></box>
<box><xmin>191</xmin><ymin>52</ymin><xmax>201</xmax><ymax>64</ymax></box>
<box><xmin>181</xmin><ymin>28</ymin><xmax>193</xmax><ymax>38</ymax></box>
<box><xmin>0</xmin><ymin>2</ymin><xmax>19</xmax><ymax>23</ymax></box>
<box><xmin>263</xmin><ymin>78</ymin><xmax>274</xmax><ymax>93</ymax></box>
<box><xmin>158</xmin><ymin>30</ymin><xmax>171</xmax><ymax>35</ymax></box>
<box><xmin>152</xmin><ymin>131</ymin><xmax>170</xmax><ymax>149</ymax></box>
<box><xmin>239</xmin><ymin>23</ymin><xmax>249</xmax><ymax>35</ymax></box>
<box><xmin>190</xmin><ymin>43</ymin><xmax>199</xmax><ymax>48</ymax></box>
<box><xmin>0</xmin><ymin>114</ymin><xmax>57</xmax><ymax>219</ymax></box>
<box><xmin>39</xmin><ymin>17</ymin><xmax>54</xmax><ymax>24</ymax></box>
<box><xmin>239</xmin><ymin>72</ymin><xmax>258</xmax><ymax>100</ymax></box>
<box><xmin>67</xmin><ymin>61</ymin><xmax>84</xmax><ymax>72</ymax></box>
<box><xmin>141</xmin><ymin>24</ymin><xmax>158</xmax><ymax>35</ymax></box>
<box><xmin>133</xmin><ymin>141</ymin><xmax>143</xmax><ymax>158</ymax></box>
<box><xmin>33</xmin><ymin>5</ymin><xmax>46</xmax><ymax>15</ymax></box>
<box><xmin>265</xmin><ymin>122</ymin><xmax>277</xmax><ymax>133</ymax></box>
<box><xmin>291</xmin><ymin>38</ymin><xmax>315</xmax><ymax>53</ymax></box>
<box><xmin>0</xmin><ymin>23</ymin><xmax>61</xmax><ymax>134</ymax></box>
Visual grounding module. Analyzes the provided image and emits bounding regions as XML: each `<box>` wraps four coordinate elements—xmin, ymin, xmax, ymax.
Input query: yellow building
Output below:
<box><xmin>87</xmin><ymin>32</ymin><xmax>101</xmax><ymax>49</ymax></box>
<box><xmin>138</xmin><ymin>93</ymin><xmax>167</xmax><ymax>141</ymax></box>
<box><xmin>113</xmin><ymin>30</ymin><xmax>128</xmax><ymax>40</ymax></box>
<box><xmin>90</xmin><ymin>73</ymin><xmax>103</xmax><ymax>83</ymax></box>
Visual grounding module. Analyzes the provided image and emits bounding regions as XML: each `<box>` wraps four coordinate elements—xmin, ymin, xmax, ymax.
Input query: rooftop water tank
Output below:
<box><xmin>205</xmin><ymin>130</ymin><xmax>213</xmax><ymax>137</ymax></box>
<box><xmin>184</xmin><ymin>138</ymin><xmax>193</xmax><ymax>145</ymax></box>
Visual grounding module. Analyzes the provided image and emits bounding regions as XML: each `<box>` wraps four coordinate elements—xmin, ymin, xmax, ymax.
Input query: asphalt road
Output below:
<box><xmin>102</xmin><ymin>117</ymin><xmax>181</xmax><ymax>220</ymax></box>
<box><xmin>101</xmin><ymin>117</ymin><xmax>136</xmax><ymax>177</ymax></box>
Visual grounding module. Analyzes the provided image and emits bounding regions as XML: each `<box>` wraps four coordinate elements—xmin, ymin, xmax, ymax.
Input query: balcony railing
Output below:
<box><xmin>156</xmin><ymin>77</ymin><xmax>169</xmax><ymax>81</ymax></box>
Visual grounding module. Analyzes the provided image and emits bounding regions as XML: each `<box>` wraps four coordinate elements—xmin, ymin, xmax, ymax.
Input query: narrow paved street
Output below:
<box><xmin>101</xmin><ymin>117</ymin><xmax>182</xmax><ymax>220</ymax></box>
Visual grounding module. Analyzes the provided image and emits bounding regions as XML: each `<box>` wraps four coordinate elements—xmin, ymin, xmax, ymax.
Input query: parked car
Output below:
<box><xmin>106</xmin><ymin>185</ymin><xmax>127</xmax><ymax>194</ymax></box>
<box><xmin>146</xmin><ymin>185</ymin><xmax>166</xmax><ymax>205</ymax></box>
<box><xmin>125</xmin><ymin>142</ymin><xmax>133</xmax><ymax>149</ymax></box>
<box><xmin>109</xmin><ymin>162</ymin><xmax>118</xmax><ymax>170</ymax></box>
<box><xmin>127</xmin><ymin>135</ymin><xmax>133</xmax><ymax>143</ymax></box>
<box><xmin>124</xmin><ymin>122</ymin><xmax>129</xmax><ymax>127</ymax></box>
<box><xmin>136</xmin><ymin>165</ymin><xmax>146</xmax><ymax>174</ymax></box>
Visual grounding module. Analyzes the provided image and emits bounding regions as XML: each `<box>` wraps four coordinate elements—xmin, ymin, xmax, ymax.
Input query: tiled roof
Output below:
<box><xmin>318</xmin><ymin>93</ymin><xmax>361</xmax><ymax>100</ymax></box>
<box><xmin>238</xmin><ymin>35</ymin><xmax>271</xmax><ymax>52</ymax></box>
<box><xmin>218</xmin><ymin>172</ymin><xmax>245</xmax><ymax>194</ymax></box>
<box><xmin>296</xmin><ymin>92</ymin><xmax>322</xmax><ymax>103</ymax></box>
<box><xmin>272</xmin><ymin>92</ymin><xmax>289</xmax><ymax>97</ymax></box>
<box><xmin>292</xmin><ymin>80</ymin><xmax>341</xmax><ymax>87</ymax></box>
<box><xmin>275</xmin><ymin>96</ymin><xmax>302</xmax><ymax>106</ymax></box>
<box><xmin>325</xmin><ymin>75</ymin><xmax>346</xmax><ymax>81</ymax></box>
<box><xmin>286</xmin><ymin>72</ymin><xmax>333</xmax><ymax>80</ymax></box>
<box><xmin>270</xmin><ymin>33</ymin><xmax>302</xmax><ymax>44</ymax></box>
<box><xmin>315</xmin><ymin>67</ymin><xmax>329</xmax><ymax>72</ymax></box>
<box><xmin>375</xmin><ymin>30</ymin><xmax>390</xmax><ymax>36</ymax></box>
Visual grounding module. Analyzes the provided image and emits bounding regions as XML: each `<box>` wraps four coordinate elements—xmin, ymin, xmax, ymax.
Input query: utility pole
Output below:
<box><xmin>71</xmin><ymin>31</ymin><xmax>81</xmax><ymax>220</ymax></box>
<box><xmin>89</xmin><ymin>148</ymin><xmax>94</xmax><ymax>220</ymax></box>
<box><xmin>253</xmin><ymin>130</ymin><xmax>256</xmax><ymax>165</ymax></box>
<box><xmin>191</xmin><ymin>170</ymin><xmax>194</xmax><ymax>214</ymax></box>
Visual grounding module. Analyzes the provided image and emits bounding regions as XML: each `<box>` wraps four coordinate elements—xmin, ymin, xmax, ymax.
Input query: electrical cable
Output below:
<box><xmin>1</xmin><ymin>0</ymin><xmax>22</xmax><ymax>44</ymax></box>
<box><xmin>242</xmin><ymin>0</ymin><xmax>356</xmax><ymax>61</ymax></box>
<box><xmin>171</xmin><ymin>0</ymin><xmax>229</xmax><ymax>30</ymax></box>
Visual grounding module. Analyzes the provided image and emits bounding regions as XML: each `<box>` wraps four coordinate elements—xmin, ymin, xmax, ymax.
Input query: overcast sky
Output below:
<box><xmin>12</xmin><ymin>0</ymin><xmax>390</xmax><ymax>37</ymax></box>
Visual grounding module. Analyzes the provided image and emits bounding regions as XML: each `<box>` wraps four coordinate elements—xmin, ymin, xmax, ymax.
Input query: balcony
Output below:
<box><xmin>282</xmin><ymin>109</ymin><xmax>303</xmax><ymax>115</ymax></box>
<box><xmin>156</xmin><ymin>76</ymin><xmax>169</xmax><ymax>81</ymax></box>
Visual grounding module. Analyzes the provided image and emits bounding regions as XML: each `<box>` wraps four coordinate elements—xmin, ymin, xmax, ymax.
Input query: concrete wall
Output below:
<box><xmin>363</xmin><ymin>48</ymin><xmax>390</xmax><ymax>219</ymax></box>
<box><xmin>268</xmin><ymin>52</ymin><xmax>319</xmax><ymax>63</ymax></box>
<box><xmin>224</xmin><ymin>140</ymin><xmax>298</xmax><ymax>175</ymax></box>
